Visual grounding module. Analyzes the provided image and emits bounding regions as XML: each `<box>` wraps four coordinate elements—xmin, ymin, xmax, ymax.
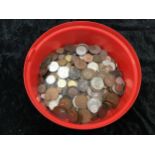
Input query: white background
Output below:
<box><xmin>0</xmin><ymin>0</ymin><xmax>154</xmax><ymax>154</ymax></box>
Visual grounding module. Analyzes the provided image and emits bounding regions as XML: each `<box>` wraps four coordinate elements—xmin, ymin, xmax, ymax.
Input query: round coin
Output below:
<box><xmin>69</xmin><ymin>67</ymin><xmax>80</xmax><ymax>80</ymax></box>
<box><xmin>80</xmin><ymin>53</ymin><xmax>93</xmax><ymax>62</ymax></box>
<box><xmin>89</xmin><ymin>45</ymin><xmax>101</xmax><ymax>54</ymax></box>
<box><xmin>57</xmin><ymin>66</ymin><xmax>70</xmax><ymax>79</ymax></box>
<box><xmin>104</xmin><ymin>74</ymin><xmax>115</xmax><ymax>87</ymax></box>
<box><xmin>45</xmin><ymin>74</ymin><xmax>56</xmax><ymax>85</ymax></box>
<box><xmin>58</xmin><ymin>59</ymin><xmax>67</xmax><ymax>66</ymax></box>
<box><xmin>59</xmin><ymin>97</ymin><xmax>72</xmax><ymax>110</ymax></box>
<box><xmin>48</xmin><ymin>61</ymin><xmax>59</xmax><ymax>72</ymax></box>
<box><xmin>38</xmin><ymin>84</ymin><xmax>46</xmax><ymax>93</ymax></box>
<box><xmin>82</xmin><ymin>68</ymin><xmax>95</xmax><ymax>80</ymax></box>
<box><xmin>90</xmin><ymin>77</ymin><xmax>105</xmax><ymax>90</ymax></box>
<box><xmin>79</xmin><ymin>109</ymin><xmax>93</xmax><ymax>123</ymax></box>
<box><xmin>76</xmin><ymin>44</ymin><xmax>88</xmax><ymax>56</ymax></box>
<box><xmin>74</xmin><ymin>94</ymin><xmax>88</xmax><ymax>109</ymax></box>
<box><xmin>45</xmin><ymin>87</ymin><xmax>59</xmax><ymax>101</ymax></box>
<box><xmin>87</xmin><ymin>62</ymin><xmax>99</xmax><ymax>71</ymax></box>
<box><xmin>67</xmin><ymin>87</ymin><xmax>79</xmax><ymax>98</ymax></box>
<box><xmin>78</xmin><ymin>79</ymin><xmax>89</xmax><ymax>92</ymax></box>
<box><xmin>112</xmin><ymin>84</ymin><xmax>124</xmax><ymax>96</ymax></box>
<box><xmin>68</xmin><ymin>80</ymin><xmax>78</xmax><ymax>87</ymax></box>
<box><xmin>65</xmin><ymin>55</ymin><xmax>72</xmax><ymax>62</ymax></box>
<box><xmin>93</xmin><ymin>55</ymin><xmax>102</xmax><ymax>63</ymax></box>
<box><xmin>57</xmin><ymin>79</ymin><xmax>67</xmax><ymax>88</ymax></box>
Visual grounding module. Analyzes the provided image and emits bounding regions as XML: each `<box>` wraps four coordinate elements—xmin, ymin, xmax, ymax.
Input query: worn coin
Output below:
<box><xmin>93</xmin><ymin>55</ymin><xmax>102</xmax><ymax>63</ymax></box>
<box><xmin>57</xmin><ymin>66</ymin><xmax>70</xmax><ymax>79</ymax></box>
<box><xmin>59</xmin><ymin>97</ymin><xmax>72</xmax><ymax>110</ymax></box>
<box><xmin>69</xmin><ymin>67</ymin><xmax>80</xmax><ymax>80</ymax></box>
<box><xmin>105</xmin><ymin>92</ymin><xmax>120</xmax><ymax>108</ymax></box>
<box><xmin>76</xmin><ymin>44</ymin><xmax>88</xmax><ymax>56</ymax></box>
<box><xmin>45</xmin><ymin>87</ymin><xmax>59</xmax><ymax>101</ymax></box>
<box><xmin>74</xmin><ymin>94</ymin><xmax>88</xmax><ymax>109</ymax></box>
<box><xmin>45</xmin><ymin>74</ymin><xmax>56</xmax><ymax>85</ymax></box>
<box><xmin>65</xmin><ymin>54</ymin><xmax>72</xmax><ymax>62</ymax></box>
<box><xmin>87</xmin><ymin>62</ymin><xmax>99</xmax><ymax>71</ymax></box>
<box><xmin>79</xmin><ymin>109</ymin><xmax>93</xmax><ymax>123</ymax></box>
<box><xmin>87</xmin><ymin>98</ymin><xmax>102</xmax><ymax>113</ymax></box>
<box><xmin>90</xmin><ymin>77</ymin><xmax>105</xmax><ymax>90</ymax></box>
<box><xmin>68</xmin><ymin>80</ymin><xmax>78</xmax><ymax>87</ymax></box>
<box><xmin>38</xmin><ymin>84</ymin><xmax>46</xmax><ymax>93</ymax></box>
<box><xmin>74</xmin><ymin>58</ymin><xmax>87</xmax><ymax>70</ymax></box>
<box><xmin>82</xmin><ymin>68</ymin><xmax>95</xmax><ymax>80</ymax></box>
<box><xmin>80</xmin><ymin>53</ymin><xmax>93</xmax><ymax>62</ymax></box>
<box><xmin>57</xmin><ymin>79</ymin><xmax>67</xmax><ymax>88</ymax></box>
<box><xmin>58</xmin><ymin>59</ymin><xmax>67</xmax><ymax>66</ymax></box>
<box><xmin>78</xmin><ymin>79</ymin><xmax>89</xmax><ymax>92</ymax></box>
<box><xmin>48</xmin><ymin>61</ymin><xmax>59</xmax><ymax>72</ymax></box>
<box><xmin>67</xmin><ymin>87</ymin><xmax>79</xmax><ymax>98</ymax></box>
<box><xmin>97</xmin><ymin>106</ymin><xmax>108</xmax><ymax>118</ymax></box>
<box><xmin>89</xmin><ymin>45</ymin><xmax>101</xmax><ymax>54</ymax></box>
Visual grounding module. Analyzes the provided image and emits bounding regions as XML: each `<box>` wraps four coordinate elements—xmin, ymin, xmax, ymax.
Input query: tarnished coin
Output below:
<box><xmin>93</xmin><ymin>55</ymin><xmax>102</xmax><ymax>63</ymax></box>
<box><xmin>105</xmin><ymin>92</ymin><xmax>120</xmax><ymax>108</ymax></box>
<box><xmin>90</xmin><ymin>77</ymin><xmax>105</xmax><ymax>90</ymax></box>
<box><xmin>45</xmin><ymin>87</ymin><xmax>59</xmax><ymax>101</ymax></box>
<box><xmin>45</xmin><ymin>74</ymin><xmax>56</xmax><ymax>85</ymax></box>
<box><xmin>97</xmin><ymin>106</ymin><xmax>108</xmax><ymax>118</ymax></box>
<box><xmin>67</xmin><ymin>108</ymin><xmax>78</xmax><ymax>123</ymax></box>
<box><xmin>67</xmin><ymin>87</ymin><xmax>79</xmax><ymax>98</ymax></box>
<box><xmin>64</xmin><ymin>45</ymin><xmax>76</xmax><ymax>53</ymax></box>
<box><xmin>68</xmin><ymin>80</ymin><xmax>78</xmax><ymax>87</ymax></box>
<box><xmin>87</xmin><ymin>98</ymin><xmax>102</xmax><ymax>113</ymax></box>
<box><xmin>87</xmin><ymin>62</ymin><xmax>99</xmax><ymax>71</ymax></box>
<box><xmin>48</xmin><ymin>95</ymin><xmax>62</xmax><ymax>110</ymax></box>
<box><xmin>57</xmin><ymin>79</ymin><xmax>67</xmax><ymax>88</ymax></box>
<box><xmin>38</xmin><ymin>84</ymin><xmax>46</xmax><ymax>93</ymax></box>
<box><xmin>79</xmin><ymin>109</ymin><xmax>93</xmax><ymax>123</ymax></box>
<box><xmin>74</xmin><ymin>58</ymin><xmax>87</xmax><ymax>70</ymax></box>
<box><xmin>82</xmin><ymin>68</ymin><xmax>95</xmax><ymax>80</ymax></box>
<box><xmin>57</xmin><ymin>66</ymin><xmax>70</xmax><ymax>79</ymax></box>
<box><xmin>69</xmin><ymin>67</ymin><xmax>80</xmax><ymax>80</ymax></box>
<box><xmin>59</xmin><ymin>97</ymin><xmax>72</xmax><ymax>110</ymax></box>
<box><xmin>58</xmin><ymin>59</ymin><xmax>67</xmax><ymax>66</ymax></box>
<box><xmin>56</xmin><ymin>48</ymin><xmax>64</xmax><ymax>54</ymax></box>
<box><xmin>112</xmin><ymin>84</ymin><xmax>124</xmax><ymax>96</ymax></box>
<box><xmin>104</xmin><ymin>74</ymin><xmax>115</xmax><ymax>87</ymax></box>
<box><xmin>100</xmin><ymin>50</ymin><xmax>108</xmax><ymax>60</ymax></box>
<box><xmin>52</xmin><ymin>106</ymin><xmax>68</xmax><ymax>121</ymax></box>
<box><xmin>48</xmin><ymin>61</ymin><xmax>59</xmax><ymax>72</ymax></box>
<box><xmin>89</xmin><ymin>45</ymin><xmax>101</xmax><ymax>54</ymax></box>
<box><xmin>76</xmin><ymin>44</ymin><xmax>88</xmax><ymax>56</ymax></box>
<box><xmin>65</xmin><ymin>54</ymin><xmax>72</xmax><ymax>62</ymax></box>
<box><xmin>102</xmin><ymin>60</ymin><xmax>116</xmax><ymax>71</ymax></box>
<box><xmin>80</xmin><ymin>53</ymin><xmax>93</xmax><ymax>62</ymax></box>
<box><xmin>74</xmin><ymin>94</ymin><xmax>88</xmax><ymax>109</ymax></box>
<box><xmin>78</xmin><ymin>79</ymin><xmax>89</xmax><ymax>92</ymax></box>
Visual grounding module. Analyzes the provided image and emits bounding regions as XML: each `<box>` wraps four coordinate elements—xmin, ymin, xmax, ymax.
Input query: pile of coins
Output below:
<box><xmin>38</xmin><ymin>43</ymin><xmax>125</xmax><ymax>124</ymax></box>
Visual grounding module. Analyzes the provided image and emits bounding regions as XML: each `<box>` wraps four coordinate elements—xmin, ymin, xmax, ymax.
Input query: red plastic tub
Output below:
<box><xmin>24</xmin><ymin>21</ymin><xmax>142</xmax><ymax>130</ymax></box>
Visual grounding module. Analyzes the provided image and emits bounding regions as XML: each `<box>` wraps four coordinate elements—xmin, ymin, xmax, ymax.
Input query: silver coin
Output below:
<box><xmin>57</xmin><ymin>66</ymin><xmax>70</xmax><ymax>79</ymax></box>
<box><xmin>78</xmin><ymin>79</ymin><xmax>89</xmax><ymax>92</ymax></box>
<box><xmin>87</xmin><ymin>62</ymin><xmax>99</xmax><ymax>71</ymax></box>
<box><xmin>45</xmin><ymin>74</ymin><xmax>56</xmax><ymax>85</ymax></box>
<box><xmin>90</xmin><ymin>77</ymin><xmax>105</xmax><ymax>90</ymax></box>
<box><xmin>76</xmin><ymin>44</ymin><xmax>88</xmax><ymax>56</ymax></box>
<box><xmin>48</xmin><ymin>61</ymin><xmax>59</xmax><ymax>72</ymax></box>
<box><xmin>102</xmin><ymin>60</ymin><xmax>116</xmax><ymax>71</ymax></box>
<box><xmin>69</xmin><ymin>67</ymin><xmax>80</xmax><ymax>80</ymax></box>
<box><xmin>87</xmin><ymin>98</ymin><xmax>102</xmax><ymax>113</ymax></box>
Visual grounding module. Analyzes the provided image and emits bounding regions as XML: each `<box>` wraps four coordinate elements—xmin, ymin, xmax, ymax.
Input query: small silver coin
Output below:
<box><xmin>90</xmin><ymin>77</ymin><xmax>105</xmax><ymax>90</ymax></box>
<box><xmin>48</xmin><ymin>61</ymin><xmax>59</xmax><ymax>72</ymax></box>
<box><xmin>76</xmin><ymin>44</ymin><xmax>88</xmax><ymax>56</ymax></box>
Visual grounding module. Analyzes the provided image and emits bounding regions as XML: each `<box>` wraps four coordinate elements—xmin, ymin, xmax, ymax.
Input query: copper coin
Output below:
<box><xmin>89</xmin><ymin>45</ymin><xmax>101</xmax><ymax>54</ymax></box>
<box><xmin>45</xmin><ymin>87</ymin><xmax>59</xmax><ymax>101</ymax></box>
<box><xmin>52</xmin><ymin>107</ymin><xmax>68</xmax><ymax>121</ymax></box>
<box><xmin>97</xmin><ymin>106</ymin><xmax>108</xmax><ymax>118</ymax></box>
<box><xmin>56</xmin><ymin>48</ymin><xmax>64</xmax><ymax>54</ymax></box>
<box><xmin>105</xmin><ymin>92</ymin><xmax>120</xmax><ymax>108</ymax></box>
<box><xmin>81</xmin><ymin>53</ymin><xmax>93</xmax><ymax>62</ymax></box>
<box><xmin>73</xmin><ymin>57</ymin><xmax>87</xmax><ymax>70</ymax></box>
<box><xmin>58</xmin><ymin>59</ymin><xmax>67</xmax><ymax>66</ymax></box>
<box><xmin>74</xmin><ymin>94</ymin><xmax>88</xmax><ymax>109</ymax></box>
<box><xmin>64</xmin><ymin>45</ymin><xmax>76</xmax><ymax>53</ymax></box>
<box><xmin>104</xmin><ymin>74</ymin><xmax>115</xmax><ymax>87</ymax></box>
<box><xmin>38</xmin><ymin>84</ymin><xmax>46</xmax><ymax>94</ymax></box>
<box><xmin>59</xmin><ymin>97</ymin><xmax>72</xmax><ymax>110</ymax></box>
<box><xmin>82</xmin><ymin>68</ymin><xmax>95</xmax><ymax>80</ymax></box>
<box><xmin>67</xmin><ymin>87</ymin><xmax>79</xmax><ymax>98</ymax></box>
<box><xmin>93</xmin><ymin>55</ymin><xmax>102</xmax><ymax>63</ymax></box>
<box><xmin>67</xmin><ymin>108</ymin><xmax>78</xmax><ymax>123</ymax></box>
<box><xmin>79</xmin><ymin>109</ymin><xmax>93</xmax><ymax>123</ymax></box>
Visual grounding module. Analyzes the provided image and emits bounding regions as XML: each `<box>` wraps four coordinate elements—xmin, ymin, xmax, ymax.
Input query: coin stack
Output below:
<box><xmin>38</xmin><ymin>43</ymin><xmax>125</xmax><ymax>124</ymax></box>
